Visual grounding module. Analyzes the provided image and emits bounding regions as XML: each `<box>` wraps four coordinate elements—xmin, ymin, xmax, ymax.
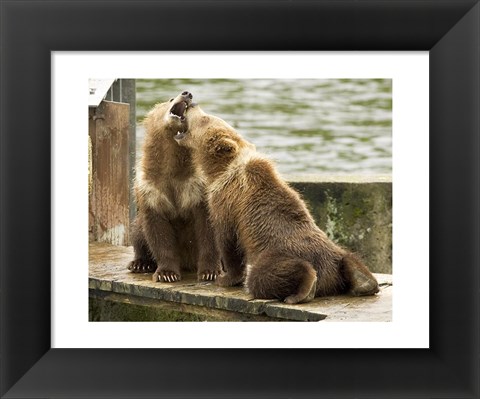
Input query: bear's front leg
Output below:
<box><xmin>127</xmin><ymin>213</ymin><xmax>157</xmax><ymax>273</ymax></box>
<box><xmin>192</xmin><ymin>204</ymin><xmax>221</xmax><ymax>281</ymax></box>
<box><xmin>214</xmin><ymin>228</ymin><xmax>246</xmax><ymax>287</ymax></box>
<box><xmin>142</xmin><ymin>207</ymin><xmax>182</xmax><ymax>283</ymax></box>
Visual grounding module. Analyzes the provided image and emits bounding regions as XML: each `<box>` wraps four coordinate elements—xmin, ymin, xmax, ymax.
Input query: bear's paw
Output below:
<box><xmin>153</xmin><ymin>269</ymin><xmax>181</xmax><ymax>283</ymax></box>
<box><xmin>127</xmin><ymin>259</ymin><xmax>157</xmax><ymax>274</ymax></box>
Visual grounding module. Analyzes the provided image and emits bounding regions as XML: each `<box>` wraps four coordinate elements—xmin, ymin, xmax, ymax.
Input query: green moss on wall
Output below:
<box><xmin>290</xmin><ymin>180</ymin><xmax>392</xmax><ymax>273</ymax></box>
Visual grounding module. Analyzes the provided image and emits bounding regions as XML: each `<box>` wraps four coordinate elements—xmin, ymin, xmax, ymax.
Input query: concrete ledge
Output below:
<box><xmin>89</xmin><ymin>242</ymin><xmax>392</xmax><ymax>322</ymax></box>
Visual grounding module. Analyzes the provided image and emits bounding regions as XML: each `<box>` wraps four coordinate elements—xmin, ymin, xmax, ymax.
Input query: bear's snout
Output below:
<box><xmin>181</xmin><ymin>91</ymin><xmax>193</xmax><ymax>100</ymax></box>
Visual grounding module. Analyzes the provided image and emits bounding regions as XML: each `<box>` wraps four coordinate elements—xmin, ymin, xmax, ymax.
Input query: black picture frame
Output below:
<box><xmin>1</xmin><ymin>1</ymin><xmax>479</xmax><ymax>398</ymax></box>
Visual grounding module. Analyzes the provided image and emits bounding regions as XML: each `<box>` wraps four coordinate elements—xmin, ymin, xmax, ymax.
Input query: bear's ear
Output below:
<box><xmin>209</xmin><ymin>137</ymin><xmax>239</xmax><ymax>157</ymax></box>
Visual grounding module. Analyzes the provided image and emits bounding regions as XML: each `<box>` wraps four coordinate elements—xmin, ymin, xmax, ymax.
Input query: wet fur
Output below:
<box><xmin>176</xmin><ymin>107</ymin><xmax>379</xmax><ymax>303</ymax></box>
<box><xmin>128</xmin><ymin>93</ymin><xmax>220</xmax><ymax>282</ymax></box>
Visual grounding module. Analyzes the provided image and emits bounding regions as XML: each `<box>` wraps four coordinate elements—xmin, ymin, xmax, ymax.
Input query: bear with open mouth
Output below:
<box><xmin>128</xmin><ymin>91</ymin><xmax>220</xmax><ymax>283</ymax></box>
<box><xmin>174</xmin><ymin>95</ymin><xmax>379</xmax><ymax>303</ymax></box>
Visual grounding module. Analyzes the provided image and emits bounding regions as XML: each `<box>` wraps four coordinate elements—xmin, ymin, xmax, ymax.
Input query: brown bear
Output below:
<box><xmin>127</xmin><ymin>91</ymin><xmax>220</xmax><ymax>283</ymax></box>
<box><xmin>174</xmin><ymin>97</ymin><xmax>379</xmax><ymax>303</ymax></box>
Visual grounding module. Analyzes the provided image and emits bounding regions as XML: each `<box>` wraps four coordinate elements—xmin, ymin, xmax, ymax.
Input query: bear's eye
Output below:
<box><xmin>169</xmin><ymin>98</ymin><xmax>174</xmax><ymax>102</ymax></box>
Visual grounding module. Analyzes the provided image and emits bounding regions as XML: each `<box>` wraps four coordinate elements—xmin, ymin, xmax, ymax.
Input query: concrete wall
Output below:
<box><xmin>287</xmin><ymin>175</ymin><xmax>392</xmax><ymax>274</ymax></box>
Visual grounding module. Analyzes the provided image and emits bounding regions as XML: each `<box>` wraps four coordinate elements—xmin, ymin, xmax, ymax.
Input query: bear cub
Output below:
<box><xmin>128</xmin><ymin>91</ymin><xmax>220</xmax><ymax>283</ymax></box>
<box><xmin>174</xmin><ymin>96</ymin><xmax>379</xmax><ymax>303</ymax></box>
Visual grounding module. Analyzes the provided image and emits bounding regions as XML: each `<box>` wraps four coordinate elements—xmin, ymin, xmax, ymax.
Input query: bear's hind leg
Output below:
<box><xmin>245</xmin><ymin>255</ymin><xmax>317</xmax><ymax>304</ymax></box>
<box><xmin>284</xmin><ymin>264</ymin><xmax>317</xmax><ymax>304</ymax></box>
<box><xmin>342</xmin><ymin>253</ymin><xmax>379</xmax><ymax>296</ymax></box>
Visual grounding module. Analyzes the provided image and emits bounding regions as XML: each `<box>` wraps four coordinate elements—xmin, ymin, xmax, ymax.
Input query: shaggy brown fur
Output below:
<box><xmin>127</xmin><ymin>91</ymin><xmax>220</xmax><ymax>282</ymax></box>
<box><xmin>175</xmin><ymin>100</ymin><xmax>379</xmax><ymax>303</ymax></box>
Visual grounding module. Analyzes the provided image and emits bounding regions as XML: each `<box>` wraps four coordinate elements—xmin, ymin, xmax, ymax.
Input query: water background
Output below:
<box><xmin>136</xmin><ymin>79</ymin><xmax>392</xmax><ymax>175</ymax></box>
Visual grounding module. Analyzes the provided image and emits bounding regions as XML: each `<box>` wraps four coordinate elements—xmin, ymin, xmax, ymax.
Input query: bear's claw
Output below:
<box><xmin>199</xmin><ymin>270</ymin><xmax>218</xmax><ymax>281</ymax></box>
<box><xmin>128</xmin><ymin>260</ymin><xmax>157</xmax><ymax>273</ymax></box>
<box><xmin>153</xmin><ymin>270</ymin><xmax>181</xmax><ymax>283</ymax></box>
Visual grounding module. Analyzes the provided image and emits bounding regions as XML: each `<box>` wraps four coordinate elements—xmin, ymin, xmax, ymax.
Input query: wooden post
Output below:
<box><xmin>104</xmin><ymin>79</ymin><xmax>137</xmax><ymax>228</ymax></box>
<box><xmin>89</xmin><ymin>100</ymin><xmax>130</xmax><ymax>246</ymax></box>
<box><xmin>120</xmin><ymin>80</ymin><xmax>137</xmax><ymax>228</ymax></box>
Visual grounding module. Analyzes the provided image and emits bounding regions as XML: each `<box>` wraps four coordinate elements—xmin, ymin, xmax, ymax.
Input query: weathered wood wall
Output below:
<box><xmin>89</xmin><ymin>101</ymin><xmax>130</xmax><ymax>246</ymax></box>
<box><xmin>104</xmin><ymin>79</ymin><xmax>137</xmax><ymax>225</ymax></box>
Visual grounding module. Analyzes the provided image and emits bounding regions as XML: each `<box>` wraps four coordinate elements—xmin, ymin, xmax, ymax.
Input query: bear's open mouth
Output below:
<box><xmin>170</xmin><ymin>101</ymin><xmax>188</xmax><ymax>120</ymax></box>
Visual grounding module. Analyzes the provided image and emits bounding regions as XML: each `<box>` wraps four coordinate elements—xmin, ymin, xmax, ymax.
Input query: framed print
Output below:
<box><xmin>53</xmin><ymin>54</ymin><xmax>424</xmax><ymax>349</ymax></box>
<box><xmin>1</xmin><ymin>1</ymin><xmax>479</xmax><ymax>398</ymax></box>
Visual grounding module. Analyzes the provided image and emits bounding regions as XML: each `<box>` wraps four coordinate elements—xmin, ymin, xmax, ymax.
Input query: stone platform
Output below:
<box><xmin>89</xmin><ymin>242</ymin><xmax>392</xmax><ymax>322</ymax></box>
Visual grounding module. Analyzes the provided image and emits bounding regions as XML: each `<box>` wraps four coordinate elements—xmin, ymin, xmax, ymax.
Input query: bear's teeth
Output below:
<box><xmin>174</xmin><ymin>131</ymin><xmax>186</xmax><ymax>141</ymax></box>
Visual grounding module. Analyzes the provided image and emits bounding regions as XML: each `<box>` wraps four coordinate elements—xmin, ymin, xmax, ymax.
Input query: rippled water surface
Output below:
<box><xmin>136</xmin><ymin>79</ymin><xmax>392</xmax><ymax>175</ymax></box>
